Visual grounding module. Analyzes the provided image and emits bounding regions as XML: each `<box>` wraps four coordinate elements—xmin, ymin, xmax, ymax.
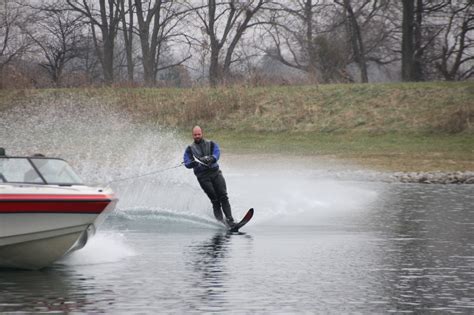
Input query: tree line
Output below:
<box><xmin>0</xmin><ymin>0</ymin><xmax>472</xmax><ymax>88</ymax></box>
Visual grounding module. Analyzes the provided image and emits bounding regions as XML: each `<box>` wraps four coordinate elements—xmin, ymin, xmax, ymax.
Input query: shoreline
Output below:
<box><xmin>335</xmin><ymin>170</ymin><xmax>474</xmax><ymax>184</ymax></box>
<box><xmin>224</xmin><ymin>153</ymin><xmax>474</xmax><ymax>184</ymax></box>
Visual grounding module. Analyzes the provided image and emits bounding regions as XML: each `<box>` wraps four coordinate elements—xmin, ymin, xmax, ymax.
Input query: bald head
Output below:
<box><xmin>192</xmin><ymin>126</ymin><xmax>203</xmax><ymax>143</ymax></box>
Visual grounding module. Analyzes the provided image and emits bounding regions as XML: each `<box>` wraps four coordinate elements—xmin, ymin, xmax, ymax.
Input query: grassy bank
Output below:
<box><xmin>111</xmin><ymin>81</ymin><xmax>474</xmax><ymax>134</ymax></box>
<box><xmin>205</xmin><ymin>131</ymin><xmax>473</xmax><ymax>172</ymax></box>
<box><xmin>1</xmin><ymin>82</ymin><xmax>473</xmax><ymax>171</ymax></box>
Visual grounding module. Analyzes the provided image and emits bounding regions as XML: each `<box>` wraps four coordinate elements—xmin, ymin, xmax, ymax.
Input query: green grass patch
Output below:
<box><xmin>203</xmin><ymin>131</ymin><xmax>473</xmax><ymax>172</ymax></box>
<box><xmin>175</xmin><ymin>127</ymin><xmax>473</xmax><ymax>171</ymax></box>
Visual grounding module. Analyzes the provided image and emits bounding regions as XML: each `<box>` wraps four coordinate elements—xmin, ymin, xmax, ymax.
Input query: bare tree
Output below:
<box><xmin>64</xmin><ymin>0</ymin><xmax>123</xmax><ymax>84</ymax></box>
<box><xmin>120</xmin><ymin>0</ymin><xmax>134</xmax><ymax>82</ymax></box>
<box><xmin>134</xmin><ymin>0</ymin><xmax>191</xmax><ymax>86</ymax></box>
<box><xmin>73</xmin><ymin>29</ymin><xmax>102</xmax><ymax>84</ymax></box>
<box><xmin>335</xmin><ymin>0</ymin><xmax>368</xmax><ymax>82</ymax></box>
<box><xmin>0</xmin><ymin>0</ymin><xmax>30</xmax><ymax>71</ymax></box>
<box><xmin>26</xmin><ymin>9</ymin><xmax>84</xmax><ymax>86</ymax></box>
<box><xmin>401</xmin><ymin>0</ymin><xmax>419</xmax><ymax>81</ymax></box>
<box><xmin>435</xmin><ymin>2</ymin><xmax>474</xmax><ymax>80</ymax></box>
<box><xmin>334</xmin><ymin>0</ymin><xmax>395</xmax><ymax>83</ymax></box>
<box><xmin>264</xmin><ymin>0</ymin><xmax>350</xmax><ymax>83</ymax></box>
<box><xmin>193</xmin><ymin>0</ymin><xmax>267</xmax><ymax>86</ymax></box>
<box><xmin>400</xmin><ymin>0</ymin><xmax>451</xmax><ymax>81</ymax></box>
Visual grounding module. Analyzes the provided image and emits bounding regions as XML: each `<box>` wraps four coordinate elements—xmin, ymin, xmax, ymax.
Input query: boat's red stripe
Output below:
<box><xmin>0</xmin><ymin>194</ymin><xmax>114</xmax><ymax>200</ymax></box>
<box><xmin>0</xmin><ymin>201</ymin><xmax>110</xmax><ymax>213</ymax></box>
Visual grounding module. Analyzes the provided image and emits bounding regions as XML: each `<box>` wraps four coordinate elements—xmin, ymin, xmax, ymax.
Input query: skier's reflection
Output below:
<box><xmin>186</xmin><ymin>231</ymin><xmax>251</xmax><ymax>311</ymax></box>
<box><xmin>192</xmin><ymin>232</ymin><xmax>231</xmax><ymax>287</ymax></box>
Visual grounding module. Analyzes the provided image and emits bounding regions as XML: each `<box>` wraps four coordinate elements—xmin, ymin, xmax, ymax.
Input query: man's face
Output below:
<box><xmin>193</xmin><ymin>128</ymin><xmax>203</xmax><ymax>142</ymax></box>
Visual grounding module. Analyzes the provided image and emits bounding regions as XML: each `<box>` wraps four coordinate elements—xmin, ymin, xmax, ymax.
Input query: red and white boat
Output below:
<box><xmin>0</xmin><ymin>148</ymin><xmax>117</xmax><ymax>269</ymax></box>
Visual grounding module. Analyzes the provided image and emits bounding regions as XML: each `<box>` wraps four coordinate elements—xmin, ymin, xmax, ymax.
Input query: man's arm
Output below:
<box><xmin>183</xmin><ymin>146</ymin><xmax>197</xmax><ymax>169</ymax></box>
<box><xmin>211</xmin><ymin>141</ymin><xmax>220</xmax><ymax>162</ymax></box>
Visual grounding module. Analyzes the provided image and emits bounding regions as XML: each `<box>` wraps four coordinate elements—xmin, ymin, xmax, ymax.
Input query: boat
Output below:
<box><xmin>0</xmin><ymin>148</ymin><xmax>117</xmax><ymax>270</ymax></box>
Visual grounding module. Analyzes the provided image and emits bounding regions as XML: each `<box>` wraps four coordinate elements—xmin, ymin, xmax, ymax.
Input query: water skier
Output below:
<box><xmin>183</xmin><ymin>126</ymin><xmax>236</xmax><ymax>228</ymax></box>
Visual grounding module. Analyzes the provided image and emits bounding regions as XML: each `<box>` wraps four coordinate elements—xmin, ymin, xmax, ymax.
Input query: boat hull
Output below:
<box><xmin>0</xmin><ymin>189</ymin><xmax>117</xmax><ymax>270</ymax></box>
<box><xmin>0</xmin><ymin>226</ymin><xmax>89</xmax><ymax>269</ymax></box>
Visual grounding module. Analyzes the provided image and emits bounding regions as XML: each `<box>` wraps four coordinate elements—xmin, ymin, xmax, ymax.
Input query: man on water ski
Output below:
<box><xmin>183</xmin><ymin>126</ymin><xmax>236</xmax><ymax>228</ymax></box>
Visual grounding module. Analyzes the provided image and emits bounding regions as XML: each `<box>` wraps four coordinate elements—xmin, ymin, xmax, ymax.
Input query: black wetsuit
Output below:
<box><xmin>183</xmin><ymin>139</ymin><xmax>234</xmax><ymax>224</ymax></box>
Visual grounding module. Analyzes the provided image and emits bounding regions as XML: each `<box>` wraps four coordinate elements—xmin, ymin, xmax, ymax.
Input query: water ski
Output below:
<box><xmin>228</xmin><ymin>208</ymin><xmax>254</xmax><ymax>232</ymax></box>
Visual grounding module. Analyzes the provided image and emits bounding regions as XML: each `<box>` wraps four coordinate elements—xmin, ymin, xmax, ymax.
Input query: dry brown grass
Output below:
<box><xmin>1</xmin><ymin>82</ymin><xmax>473</xmax><ymax>135</ymax></box>
<box><xmin>91</xmin><ymin>82</ymin><xmax>470</xmax><ymax>135</ymax></box>
<box><xmin>437</xmin><ymin>108</ymin><xmax>474</xmax><ymax>133</ymax></box>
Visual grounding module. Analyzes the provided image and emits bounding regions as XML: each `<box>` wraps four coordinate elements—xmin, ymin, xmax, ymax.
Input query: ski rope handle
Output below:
<box><xmin>193</xmin><ymin>155</ymin><xmax>210</xmax><ymax>167</ymax></box>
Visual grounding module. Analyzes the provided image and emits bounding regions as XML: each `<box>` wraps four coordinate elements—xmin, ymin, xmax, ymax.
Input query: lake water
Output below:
<box><xmin>1</xmin><ymin>178</ymin><xmax>473</xmax><ymax>314</ymax></box>
<box><xmin>1</xmin><ymin>97</ymin><xmax>473</xmax><ymax>313</ymax></box>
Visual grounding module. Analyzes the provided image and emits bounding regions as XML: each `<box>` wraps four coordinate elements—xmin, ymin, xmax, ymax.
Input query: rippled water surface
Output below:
<box><xmin>1</xmin><ymin>182</ymin><xmax>473</xmax><ymax>314</ymax></box>
<box><xmin>1</xmin><ymin>98</ymin><xmax>473</xmax><ymax>313</ymax></box>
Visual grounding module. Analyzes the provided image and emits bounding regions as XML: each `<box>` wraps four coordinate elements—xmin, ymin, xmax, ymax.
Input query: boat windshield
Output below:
<box><xmin>0</xmin><ymin>157</ymin><xmax>83</xmax><ymax>185</ymax></box>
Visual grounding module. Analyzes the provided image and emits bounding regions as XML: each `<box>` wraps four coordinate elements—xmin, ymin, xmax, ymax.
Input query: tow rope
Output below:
<box><xmin>106</xmin><ymin>162</ymin><xmax>184</xmax><ymax>186</ymax></box>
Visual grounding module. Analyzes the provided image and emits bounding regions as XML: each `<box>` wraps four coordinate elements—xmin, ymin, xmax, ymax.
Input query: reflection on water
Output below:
<box><xmin>1</xmin><ymin>183</ymin><xmax>473</xmax><ymax>313</ymax></box>
<box><xmin>0</xmin><ymin>268</ymin><xmax>113</xmax><ymax>313</ymax></box>
<box><xmin>188</xmin><ymin>233</ymin><xmax>232</xmax><ymax>312</ymax></box>
<box><xmin>185</xmin><ymin>232</ymin><xmax>253</xmax><ymax>313</ymax></box>
<box><xmin>190</xmin><ymin>233</ymin><xmax>232</xmax><ymax>293</ymax></box>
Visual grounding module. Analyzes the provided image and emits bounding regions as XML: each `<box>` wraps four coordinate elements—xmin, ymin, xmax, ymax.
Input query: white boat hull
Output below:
<box><xmin>0</xmin><ymin>185</ymin><xmax>117</xmax><ymax>269</ymax></box>
<box><xmin>0</xmin><ymin>226</ymin><xmax>89</xmax><ymax>269</ymax></box>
